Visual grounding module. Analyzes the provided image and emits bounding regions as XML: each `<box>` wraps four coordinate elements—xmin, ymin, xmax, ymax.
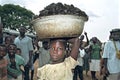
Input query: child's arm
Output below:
<box><xmin>68</xmin><ymin>37</ymin><xmax>80</xmax><ymax>60</ymax></box>
<box><xmin>84</xmin><ymin>32</ymin><xmax>89</xmax><ymax>46</ymax></box>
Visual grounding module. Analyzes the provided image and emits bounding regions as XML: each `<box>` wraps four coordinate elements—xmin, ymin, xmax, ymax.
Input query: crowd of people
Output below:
<box><xmin>0</xmin><ymin>21</ymin><xmax>120</xmax><ymax>80</ymax></box>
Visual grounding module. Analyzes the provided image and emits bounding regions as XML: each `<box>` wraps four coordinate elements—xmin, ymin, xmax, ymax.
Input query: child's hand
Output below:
<box><xmin>84</xmin><ymin>32</ymin><xmax>87</xmax><ymax>35</ymax></box>
<box><xmin>20</xmin><ymin>65</ymin><xmax>25</xmax><ymax>72</ymax></box>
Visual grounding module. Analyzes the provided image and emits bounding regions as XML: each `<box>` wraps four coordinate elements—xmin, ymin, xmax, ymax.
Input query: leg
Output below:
<box><xmin>91</xmin><ymin>71</ymin><xmax>96</xmax><ymax>80</ymax></box>
<box><xmin>33</xmin><ymin>53</ymin><xmax>39</xmax><ymax>63</ymax></box>
<box><xmin>103</xmin><ymin>76</ymin><xmax>107</xmax><ymax>80</ymax></box>
<box><xmin>86</xmin><ymin>69</ymin><xmax>89</xmax><ymax>76</ymax></box>
<box><xmin>24</xmin><ymin>65</ymin><xmax>30</xmax><ymax>80</ymax></box>
<box><xmin>78</xmin><ymin>66</ymin><xmax>83</xmax><ymax>80</ymax></box>
<box><xmin>31</xmin><ymin>70</ymin><xmax>34</xmax><ymax>80</ymax></box>
<box><xmin>73</xmin><ymin>66</ymin><xmax>79</xmax><ymax>80</ymax></box>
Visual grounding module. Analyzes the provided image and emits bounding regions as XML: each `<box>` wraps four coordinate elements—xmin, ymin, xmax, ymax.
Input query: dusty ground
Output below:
<box><xmin>33</xmin><ymin>59</ymin><xmax>103</xmax><ymax>80</ymax></box>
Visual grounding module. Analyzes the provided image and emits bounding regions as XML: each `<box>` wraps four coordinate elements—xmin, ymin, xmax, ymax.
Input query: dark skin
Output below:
<box><xmin>84</xmin><ymin>32</ymin><xmax>89</xmax><ymax>46</ymax></box>
<box><xmin>7</xmin><ymin>44</ymin><xmax>18</xmax><ymax>79</ymax></box>
<box><xmin>89</xmin><ymin>37</ymin><xmax>98</xmax><ymax>56</ymax></box>
<box><xmin>5</xmin><ymin>36</ymin><xmax>13</xmax><ymax>48</ymax></box>
<box><xmin>79</xmin><ymin>35</ymin><xmax>84</xmax><ymax>49</ymax></box>
<box><xmin>16</xmin><ymin>49</ymin><xmax>21</xmax><ymax>55</ymax></box>
<box><xmin>8</xmin><ymin>44</ymin><xmax>16</xmax><ymax>65</ymax></box>
<box><xmin>101</xmin><ymin>32</ymin><xmax>120</xmax><ymax>76</ymax></box>
<box><xmin>33</xmin><ymin>39</ymin><xmax>40</xmax><ymax>50</ymax></box>
<box><xmin>49</xmin><ymin>38</ymin><xmax>80</xmax><ymax>64</ymax></box>
<box><xmin>68</xmin><ymin>38</ymin><xmax>80</xmax><ymax>60</ymax></box>
<box><xmin>8</xmin><ymin>44</ymin><xmax>25</xmax><ymax>78</ymax></box>
<box><xmin>8</xmin><ymin>44</ymin><xmax>16</xmax><ymax>56</ymax></box>
<box><xmin>49</xmin><ymin>41</ymin><xmax>65</xmax><ymax>64</ymax></box>
<box><xmin>43</xmin><ymin>41</ymin><xmax>49</xmax><ymax>50</ymax></box>
<box><xmin>79</xmin><ymin>32</ymin><xmax>89</xmax><ymax>49</ymax></box>
<box><xmin>0</xmin><ymin>45</ymin><xmax>6</xmax><ymax>60</ymax></box>
<box><xmin>19</xmin><ymin>27</ymin><xmax>33</xmax><ymax>67</ymax></box>
<box><xmin>101</xmin><ymin>58</ymin><xmax>109</xmax><ymax>76</ymax></box>
<box><xmin>0</xmin><ymin>45</ymin><xmax>7</xmax><ymax>80</ymax></box>
<box><xmin>79</xmin><ymin>32</ymin><xmax>89</xmax><ymax>75</ymax></box>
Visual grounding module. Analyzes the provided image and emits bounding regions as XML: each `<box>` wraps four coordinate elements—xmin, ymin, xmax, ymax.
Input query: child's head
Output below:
<box><xmin>16</xmin><ymin>48</ymin><xmax>21</xmax><ymax>55</ymax></box>
<box><xmin>5</xmin><ymin>36</ymin><xmax>13</xmax><ymax>45</ymax></box>
<box><xmin>8</xmin><ymin>44</ymin><xmax>17</xmax><ymax>57</ymax></box>
<box><xmin>49</xmin><ymin>39</ymin><xmax>67</xmax><ymax>64</ymax></box>
<box><xmin>0</xmin><ymin>44</ymin><xmax>7</xmax><ymax>59</ymax></box>
<box><xmin>42</xmin><ymin>41</ymin><xmax>49</xmax><ymax>50</ymax></box>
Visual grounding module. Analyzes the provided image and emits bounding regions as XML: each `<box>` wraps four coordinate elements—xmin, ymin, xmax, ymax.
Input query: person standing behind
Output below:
<box><xmin>82</xmin><ymin>32</ymin><xmax>90</xmax><ymax>76</ymax></box>
<box><xmin>89</xmin><ymin>37</ymin><xmax>101</xmax><ymax>80</ymax></box>
<box><xmin>14</xmin><ymin>27</ymin><xmax>33</xmax><ymax>80</ymax></box>
<box><xmin>4</xmin><ymin>36</ymin><xmax>13</xmax><ymax>48</ymax></box>
<box><xmin>16</xmin><ymin>48</ymin><xmax>21</xmax><ymax>56</ymax></box>
<box><xmin>33</xmin><ymin>38</ymin><xmax>40</xmax><ymax>64</ymax></box>
<box><xmin>102</xmin><ymin>29</ymin><xmax>120</xmax><ymax>80</ymax></box>
<box><xmin>39</xmin><ymin>41</ymin><xmax>50</xmax><ymax>67</ymax></box>
<box><xmin>0</xmin><ymin>44</ymin><xmax>8</xmax><ymax>80</ymax></box>
<box><xmin>73</xmin><ymin>35</ymin><xmax>86</xmax><ymax>80</ymax></box>
<box><xmin>5</xmin><ymin>44</ymin><xmax>25</xmax><ymax>80</ymax></box>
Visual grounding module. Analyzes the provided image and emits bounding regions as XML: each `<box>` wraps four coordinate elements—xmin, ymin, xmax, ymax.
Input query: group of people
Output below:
<box><xmin>36</xmin><ymin>28</ymin><xmax>120</xmax><ymax>80</ymax></box>
<box><xmin>0</xmin><ymin>21</ymin><xmax>120</xmax><ymax>80</ymax></box>
<box><xmin>0</xmin><ymin>22</ymin><xmax>52</xmax><ymax>80</ymax></box>
<box><xmin>0</xmin><ymin>23</ymin><xmax>34</xmax><ymax>80</ymax></box>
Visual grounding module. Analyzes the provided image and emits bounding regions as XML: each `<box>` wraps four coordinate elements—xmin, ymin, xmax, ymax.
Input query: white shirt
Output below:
<box><xmin>77</xmin><ymin>49</ymin><xmax>85</xmax><ymax>66</ymax></box>
<box><xmin>102</xmin><ymin>40</ymin><xmax>120</xmax><ymax>73</ymax></box>
<box><xmin>14</xmin><ymin>36</ymin><xmax>33</xmax><ymax>64</ymax></box>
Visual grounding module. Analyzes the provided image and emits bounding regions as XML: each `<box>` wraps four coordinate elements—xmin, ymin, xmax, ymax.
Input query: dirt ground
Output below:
<box><xmin>33</xmin><ymin>59</ymin><xmax>103</xmax><ymax>80</ymax></box>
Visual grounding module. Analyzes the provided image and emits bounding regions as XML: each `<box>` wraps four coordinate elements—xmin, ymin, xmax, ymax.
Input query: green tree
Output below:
<box><xmin>0</xmin><ymin>4</ymin><xmax>35</xmax><ymax>33</ymax></box>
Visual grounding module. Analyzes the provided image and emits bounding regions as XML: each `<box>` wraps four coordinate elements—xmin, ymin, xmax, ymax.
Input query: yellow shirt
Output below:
<box><xmin>37</xmin><ymin>56</ymin><xmax>77</xmax><ymax>80</ymax></box>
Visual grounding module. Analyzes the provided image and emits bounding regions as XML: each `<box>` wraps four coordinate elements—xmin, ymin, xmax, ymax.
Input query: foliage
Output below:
<box><xmin>0</xmin><ymin>4</ymin><xmax>35</xmax><ymax>33</ymax></box>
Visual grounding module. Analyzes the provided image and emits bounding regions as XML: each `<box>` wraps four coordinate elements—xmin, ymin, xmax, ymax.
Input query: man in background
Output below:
<box><xmin>14</xmin><ymin>27</ymin><xmax>33</xmax><ymax>80</ymax></box>
<box><xmin>102</xmin><ymin>28</ymin><xmax>120</xmax><ymax>80</ymax></box>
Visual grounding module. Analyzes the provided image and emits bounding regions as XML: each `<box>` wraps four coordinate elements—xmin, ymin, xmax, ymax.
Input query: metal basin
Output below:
<box><xmin>31</xmin><ymin>15</ymin><xmax>87</xmax><ymax>40</ymax></box>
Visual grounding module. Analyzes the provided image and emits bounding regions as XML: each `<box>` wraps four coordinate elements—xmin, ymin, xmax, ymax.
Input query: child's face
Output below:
<box><xmin>16</xmin><ymin>50</ymin><xmax>21</xmax><ymax>55</ymax></box>
<box><xmin>0</xmin><ymin>46</ymin><xmax>6</xmax><ymax>59</ymax></box>
<box><xmin>5</xmin><ymin>37</ymin><xmax>12</xmax><ymax>44</ymax></box>
<box><xmin>8</xmin><ymin>45</ymin><xmax>16</xmax><ymax>55</ymax></box>
<box><xmin>49</xmin><ymin>40</ymin><xmax>65</xmax><ymax>63</ymax></box>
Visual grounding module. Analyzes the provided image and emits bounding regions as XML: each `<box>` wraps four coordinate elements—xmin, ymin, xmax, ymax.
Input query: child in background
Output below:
<box><xmin>5</xmin><ymin>44</ymin><xmax>25</xmax><ymax>80</ymax></box>
<box><xmin>16</xmin><ymin>48</ymin><xmax>21</xmax><ymax>55</ymax></box>
<box><xmin>0</xmin><ymin>44</ymin><xmax>8</xmax><ymax>80</ymax></box>
<box><xmin>4</xmin><ymin>36</ymin><xmax>13</xmax><ymax>48</ymax></box>
<box><xmin>37</xmin><ymin>38</ymin><xmax>80</xmax><ymax>80</ymax></box>
<box><xmin>16</xmin><ymin>48</ymin><xmax>24</xmax><ymax>80</ymax></box>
